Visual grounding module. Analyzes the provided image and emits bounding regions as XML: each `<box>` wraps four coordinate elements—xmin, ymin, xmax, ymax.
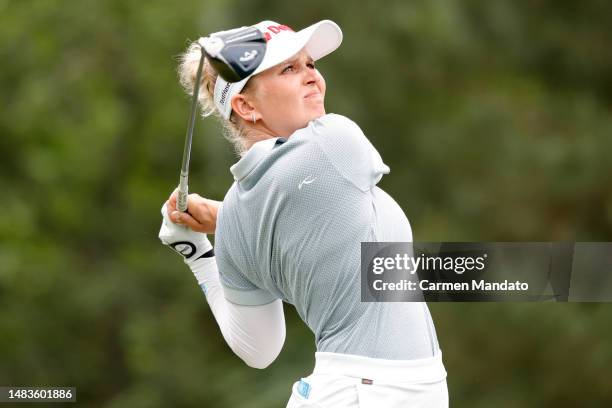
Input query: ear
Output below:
<box><xmin>231</xmin><ymin>94</ymin><xmax>259</xmax><ymax>123</ymax></box>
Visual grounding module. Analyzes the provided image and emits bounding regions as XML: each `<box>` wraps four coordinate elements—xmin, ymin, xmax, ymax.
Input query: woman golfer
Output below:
<box><xmin>159</xmin><ymin>19</ymin><xmax>448</xmax><ymax>407</ymax></box>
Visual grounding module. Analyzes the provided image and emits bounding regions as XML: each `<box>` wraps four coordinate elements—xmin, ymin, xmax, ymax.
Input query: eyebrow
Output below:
<box><xmin>282</xmin><ymin>55</ymin><xmax>315</xmax><ymax>66</ymax></box>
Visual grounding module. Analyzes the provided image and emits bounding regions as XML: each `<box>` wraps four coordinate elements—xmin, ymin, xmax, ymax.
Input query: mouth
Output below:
<box><xmin>304</xmin><ymin>91</ymin><xmax>322</xmax><ymax>99</ymax></box>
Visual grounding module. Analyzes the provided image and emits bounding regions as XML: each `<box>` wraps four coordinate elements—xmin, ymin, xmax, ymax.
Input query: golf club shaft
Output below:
<box><xmin>178</xmin><ymin>47</ymin><xmax>205</xmax><ymax>212</ymax></box>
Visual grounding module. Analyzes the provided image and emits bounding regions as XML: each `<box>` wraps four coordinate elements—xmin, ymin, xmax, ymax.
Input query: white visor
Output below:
<box><xmin>211</xmin><ymin>20</ymin><xmax>343</xmax><ymax>119</ymax></box>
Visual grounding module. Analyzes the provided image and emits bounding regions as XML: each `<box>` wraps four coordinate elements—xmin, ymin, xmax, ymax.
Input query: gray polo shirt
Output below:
<box><xmin>215</xmin><ymin>113</ymin><xmax>439</xmax><ymax>359</ymax></box>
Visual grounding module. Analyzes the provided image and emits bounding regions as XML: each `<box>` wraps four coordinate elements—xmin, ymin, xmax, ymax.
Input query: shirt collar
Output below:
<box><xmin>230</xmin><ymin>137</ymin><xmax>287</xmax><ymax>181</ymax></box>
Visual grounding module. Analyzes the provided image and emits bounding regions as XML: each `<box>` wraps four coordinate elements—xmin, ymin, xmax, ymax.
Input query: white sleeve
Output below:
<box><xmin>188</xmin><ymin>256</ymin><xmax>286</xmax><ymax>369</ymax></box>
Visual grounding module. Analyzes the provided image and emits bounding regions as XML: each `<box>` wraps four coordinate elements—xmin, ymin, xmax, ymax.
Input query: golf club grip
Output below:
<box><xmin>177</xmin><ymin>190</ymin><xmax>188</xmax><ymax>212</ymax></box>
<box><xmin>177</xmin><ymin>173</ymin><xmax>189</xmax><ymax>212</ymax></box>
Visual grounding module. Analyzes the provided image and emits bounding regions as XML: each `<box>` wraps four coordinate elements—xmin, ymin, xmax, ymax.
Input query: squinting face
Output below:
<box><xmin>245</xmin><ymin>49</ymin><xmax>326</xmax><ymax>137</ymax></box>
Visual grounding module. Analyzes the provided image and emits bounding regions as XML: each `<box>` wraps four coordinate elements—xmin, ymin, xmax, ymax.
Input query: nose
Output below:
<box><xmin>302</xmin><ymin>64</ymin><xmax>319</xmax><ymax>86</ymax></box>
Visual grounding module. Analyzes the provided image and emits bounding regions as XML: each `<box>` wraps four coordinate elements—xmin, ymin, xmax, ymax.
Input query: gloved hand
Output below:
<box><xmin>159</xmin><ymin>202</ymin><xmax>213</xmax><ymax>264</ymax></box>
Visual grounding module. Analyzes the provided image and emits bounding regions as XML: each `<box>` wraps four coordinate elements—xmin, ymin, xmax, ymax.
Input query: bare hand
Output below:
<box><xmin>166</xmin><ymin>188</ymin><xmax>221</xmax><ymax>234</ymax></box>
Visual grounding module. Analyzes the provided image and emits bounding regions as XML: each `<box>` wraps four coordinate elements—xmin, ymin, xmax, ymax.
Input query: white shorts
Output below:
<box><xmin>286</xmin><ymin>351</ymin><xmax>448</xmax><ymax>408</ymax></box>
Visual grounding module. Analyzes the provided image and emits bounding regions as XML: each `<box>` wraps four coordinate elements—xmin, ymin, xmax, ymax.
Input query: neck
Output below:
<box><xmin>243</xmin><ymin>122</ymin><xmax>280</xmax><ymax>151</ymax></box>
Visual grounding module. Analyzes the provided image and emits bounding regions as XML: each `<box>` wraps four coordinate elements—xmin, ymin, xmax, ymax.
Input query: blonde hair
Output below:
<box><xmin>177</xmin><ymin>42</ymin><xmax>254</xmax><ymax>156</ymax></box>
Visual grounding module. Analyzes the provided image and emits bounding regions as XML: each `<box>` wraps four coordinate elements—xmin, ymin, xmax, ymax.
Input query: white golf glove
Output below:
<box><xmin>159</xmin><ymin>203</ymin><xmax>213</xmax><ymax>265</ymax></box>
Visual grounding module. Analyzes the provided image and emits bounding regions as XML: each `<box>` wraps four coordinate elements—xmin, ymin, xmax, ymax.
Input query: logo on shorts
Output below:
<box><xmin>297</xmin><ymin>379</ymin><xmax>311</xmax><ymax>399</ymax></box>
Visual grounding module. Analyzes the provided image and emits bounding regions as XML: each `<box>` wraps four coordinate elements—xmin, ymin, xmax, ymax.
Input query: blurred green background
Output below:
<box><xmin>1</xmin><ymin>0</ymin><xmax>611</xmax><ymax>406</ymax></box>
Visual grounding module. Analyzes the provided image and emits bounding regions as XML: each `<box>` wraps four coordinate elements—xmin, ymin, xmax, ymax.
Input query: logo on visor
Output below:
<box><xmin>263</xmin><ymin>24</ymin><xmax>294</xmax><ymax>41</ymax></box>
<box><xmin>219</xmin><ymin>83</ymin><xmax>231</xmax><ymax>105</ymax></box>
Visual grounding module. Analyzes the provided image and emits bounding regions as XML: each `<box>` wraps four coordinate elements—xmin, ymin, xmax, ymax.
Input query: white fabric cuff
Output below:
<box><xmin>221</xmin><ymin>285</ymin><xmax>278</xmax><ymax>306</ymax></box>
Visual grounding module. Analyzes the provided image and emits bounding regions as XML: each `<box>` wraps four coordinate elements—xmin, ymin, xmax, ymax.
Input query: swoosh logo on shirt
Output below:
<box><xmin>298</xmin><ymin>176</ymin><xmax>317</xmax><ymax>190</ymax></box>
